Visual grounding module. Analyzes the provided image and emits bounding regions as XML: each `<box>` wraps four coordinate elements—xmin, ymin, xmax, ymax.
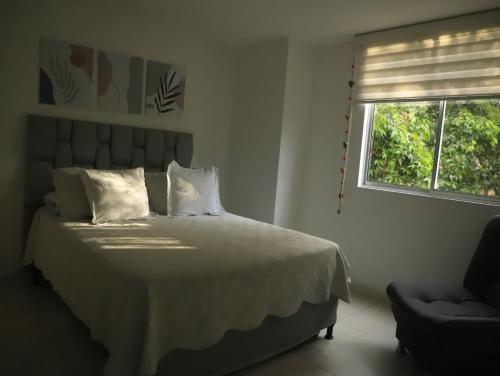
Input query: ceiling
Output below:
<box><xmin>136</xmin><ymin>0</ymin><xmax>499</xmax><ymax>46</ymax></box>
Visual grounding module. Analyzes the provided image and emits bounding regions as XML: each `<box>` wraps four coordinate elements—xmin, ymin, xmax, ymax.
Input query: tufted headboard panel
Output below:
<box><xmin>25</xmin><ymin>114</ymin><xmax>193</xmax><ymax>234</ymax></box>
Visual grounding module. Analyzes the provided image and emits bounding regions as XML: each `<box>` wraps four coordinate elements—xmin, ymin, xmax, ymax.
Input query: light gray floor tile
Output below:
<box><xmin>341</xmin><ymin>303</ymin><xmax>397</xmax><ymax>341</ymax></box>
<box><xmin>234</xmin><ymin>352</ymin><xmax>334</xmax><ymax>376</ymax></box>
<box><xmin>294</xmin><ymin>323</ymin><xmax>426</xmax><ymax>376</ymax></box>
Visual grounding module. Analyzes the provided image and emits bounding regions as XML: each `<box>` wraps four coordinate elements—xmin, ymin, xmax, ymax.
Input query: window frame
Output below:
<box><xmin>358</xmin><ymin>96</ymin><xmax>500</xmax><ymax>207</ymax></box>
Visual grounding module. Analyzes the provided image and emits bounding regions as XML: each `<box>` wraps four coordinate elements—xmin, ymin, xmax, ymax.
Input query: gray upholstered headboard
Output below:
<box><xmin>24</xmin><ymin>114</ymin><xmax>193</xmax><ymax>235</ymax></box>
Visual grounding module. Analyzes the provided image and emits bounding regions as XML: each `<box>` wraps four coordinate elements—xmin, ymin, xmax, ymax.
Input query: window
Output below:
<box><xmin>354</xmin><ymin>17</ymin><xmax>500</xmax><ymax>204</ymax></box>
<box><xmin>362</xmin><ymin>97</ymin><xmax>500</xmax><ymax>202</ymax></box>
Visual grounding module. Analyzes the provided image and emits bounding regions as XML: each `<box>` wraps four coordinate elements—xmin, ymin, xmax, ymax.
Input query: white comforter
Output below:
<box><xmin>24</xmin><ymin>208</ymin><xmax>350</xmax><ymax>376</ymax></box>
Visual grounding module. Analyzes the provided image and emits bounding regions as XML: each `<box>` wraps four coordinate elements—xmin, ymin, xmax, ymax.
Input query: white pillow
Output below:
<box><xmin>167</xmin><ymin>160</ymin><xmax>224</xmax><ymax>217</ymax></box>
<box><xmin>144</xmin><ymin>172</ymin><xmax>168</xmax><ymax>215</ymax></box>
<box><xmin>52</xmin><ymin>167</ymin><xmax>91</xmax><ymax>220</ymax></box>
<box><xmin>81</xmin><ymin>167</ymin><xmax>150</xmax><ymax>224</ymax></box>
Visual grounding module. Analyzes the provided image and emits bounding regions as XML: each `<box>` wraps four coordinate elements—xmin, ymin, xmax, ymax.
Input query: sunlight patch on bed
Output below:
<box><xmin>62</xmin><ymin>222</ymin><xmax>152</xmax><ymax>230</ymax></box>
<box><xmin>82</xmin><ymin>236</ymin><xmax>197</xmax><ymax>250</ymax></box>
<box><xmin>100</xmin><ymin>244</ymin><xmax>196</xmax><ymax>250</ymax></box>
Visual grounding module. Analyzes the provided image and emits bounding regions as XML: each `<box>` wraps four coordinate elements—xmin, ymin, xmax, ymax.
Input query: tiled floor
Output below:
<box><xmin>0</xmin><ymin>272</ymin><xmax>426</xmax><ymax>376</ymax></box>
<box><xmin>236</xmin><ymin>290</ymin><xmax>427</xmax><ymax>376</ymax></box>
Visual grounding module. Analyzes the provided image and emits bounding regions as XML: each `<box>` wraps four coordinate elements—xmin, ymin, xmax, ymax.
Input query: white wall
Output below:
<box><xmin>0</xmin><ymin>0</ymin><xmax>234</xmax><ymax>275</ymax></box>
<box><xmin>226</xmin><ymin>39</ymin><xmax>315</xmax><ymax>228</ymax></box>
<box><xmin>225</xmin><ymin>39</ymin><xmax>289</xmax><ymax>223</ymax></box>
<box><xmin>297</xmin><ymin>43</ymin><xmax>500</xmax><ymax>293</ymax></box>
<box><xmin>274</xmin><ymin>41</ymin><xmax>314</xmax><ymax>228</ymax></box>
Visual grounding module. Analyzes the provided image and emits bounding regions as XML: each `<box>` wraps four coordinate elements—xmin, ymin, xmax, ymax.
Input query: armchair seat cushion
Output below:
<box><xmin>387</xmin><ymin>282</ymin><xmax>500</xmax><ymax>338</ymax></box>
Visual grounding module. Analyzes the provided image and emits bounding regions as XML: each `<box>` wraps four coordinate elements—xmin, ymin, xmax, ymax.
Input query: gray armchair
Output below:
<box><xmin>387</xmin><ymin>216</ymin><xmax>500</xmax><ymax>375</ymax></box>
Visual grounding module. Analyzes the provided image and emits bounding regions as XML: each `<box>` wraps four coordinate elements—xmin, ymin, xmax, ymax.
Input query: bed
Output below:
<box><xmin>23</xmin><ymin>115</ymin><xmax>350</xmax><ymax>376</ymax></box>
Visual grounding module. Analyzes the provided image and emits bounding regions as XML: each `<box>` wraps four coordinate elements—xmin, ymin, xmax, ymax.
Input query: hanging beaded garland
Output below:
<box><xmin>337</xmin><ymin>56</ymin><xmax>356</xmax><ymax>215</ymax></box>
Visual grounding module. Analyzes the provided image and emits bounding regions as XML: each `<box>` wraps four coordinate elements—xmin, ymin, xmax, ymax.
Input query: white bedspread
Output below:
<box><xmin>24</xmin><ymin>208</ymin><xmax>350</xmax><ymax>376</ymax></box>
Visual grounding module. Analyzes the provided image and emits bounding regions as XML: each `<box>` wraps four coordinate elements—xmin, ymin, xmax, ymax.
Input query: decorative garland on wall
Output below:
<box><xmin>337</xmin><ymin>56</ymin><xmax>356</xmax><ymax>215</ymax></box>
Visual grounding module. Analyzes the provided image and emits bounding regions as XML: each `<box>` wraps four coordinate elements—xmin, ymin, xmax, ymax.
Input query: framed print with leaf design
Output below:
<box><xmin>144</xmin><ymin>60</ymin><xmax>185</xmax><ymax>117</ymax></box>
<box><xmin>39</xmin><ymin>39</ymin><xmax>93</xmax><ymax>108</ymax></box>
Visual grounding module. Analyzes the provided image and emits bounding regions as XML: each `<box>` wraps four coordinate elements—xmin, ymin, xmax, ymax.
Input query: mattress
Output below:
<box><xmin>24</xmin><ymin>208</ymin><xmax>350</xmax><ymax>376</ymax></box>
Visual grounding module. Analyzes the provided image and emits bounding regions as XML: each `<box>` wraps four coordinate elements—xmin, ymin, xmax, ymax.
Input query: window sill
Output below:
<box><xmin>358</xmin><ymin>183</ymin><xmax>500</xmax><ymax>208</ymax></box>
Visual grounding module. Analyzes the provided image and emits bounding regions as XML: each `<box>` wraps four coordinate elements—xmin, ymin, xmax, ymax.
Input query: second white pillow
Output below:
<box><xmin>167</xmin><ymin>161</ymin><xmax>223</xmax><ymax>217</ymax></box>
<box><xmin>81</xmin><ymin>167</ymin><xmax>150</xmax><ymax>224</ymax></box>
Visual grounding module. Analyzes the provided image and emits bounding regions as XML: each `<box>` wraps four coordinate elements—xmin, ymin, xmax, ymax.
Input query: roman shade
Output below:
<box><xmin>355</xmin><ymin>10</ymin><xmax>500</xmax><ymax>102</ymax></box>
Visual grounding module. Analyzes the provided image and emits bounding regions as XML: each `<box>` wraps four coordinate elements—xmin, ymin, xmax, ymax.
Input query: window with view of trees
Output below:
<box><xmin>364</xmin><ymin>98</ymin><xmax>500</xmax><ymax>200</ymax></box>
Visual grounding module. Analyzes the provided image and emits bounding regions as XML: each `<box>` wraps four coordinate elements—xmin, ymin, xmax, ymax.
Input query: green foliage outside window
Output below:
<box><xmin>367</xmin><ymin>99</ymin><xmax>500</xmax><ymax>197</ymax></box>
<box><xmin>368</xmin><ymin>102</ymin><xmax>439</xmax><ymax>189</ymax></box>
<box><xmin>439</xmin><ymin>100</ymin><xmax>500</xmax><ymax>196</ymax></box>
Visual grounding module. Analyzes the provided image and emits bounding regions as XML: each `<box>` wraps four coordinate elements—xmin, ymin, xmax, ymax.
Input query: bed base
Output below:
<box><xmin>156</xmin><ymin>297</ymin><xmax>338</xmax><ymax>376</ymax></box>
<box><xmin>325</xmin><ymin>324</ymin><xmax>334</xmax><ymax>340</ymax></box>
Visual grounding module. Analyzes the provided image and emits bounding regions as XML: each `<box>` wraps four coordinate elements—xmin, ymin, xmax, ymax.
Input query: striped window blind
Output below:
<box><xmin>356</xmin><ymin>23</ymin><xmax>500</xmax><ymax>102</ymax></box>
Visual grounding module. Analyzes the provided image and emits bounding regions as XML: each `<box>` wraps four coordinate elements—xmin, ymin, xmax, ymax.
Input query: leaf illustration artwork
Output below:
<box><xmin>39</xmin><ymin>39</ymin><xmax>93</xmax><ymax>108</ymax></box>
<box><xmin>145</xmin><ymin>60</ymin><xmax>186</xmax><ymax>117</ymax></box>
<box><xmin>154</xmin><ymin>71</ymin><xmax>182</xmax><ymax>113</ymax></box>
<box><xmin>50</xmin><ymin>57</ymin><xmax>80</xmax><ymax>104</ymax></box>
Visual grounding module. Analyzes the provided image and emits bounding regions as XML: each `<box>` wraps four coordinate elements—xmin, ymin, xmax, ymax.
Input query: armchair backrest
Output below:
<box><xmin>463</xmin><ymin>216</ymin><xmax>500</xmax><ymax>309</ymax></box>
